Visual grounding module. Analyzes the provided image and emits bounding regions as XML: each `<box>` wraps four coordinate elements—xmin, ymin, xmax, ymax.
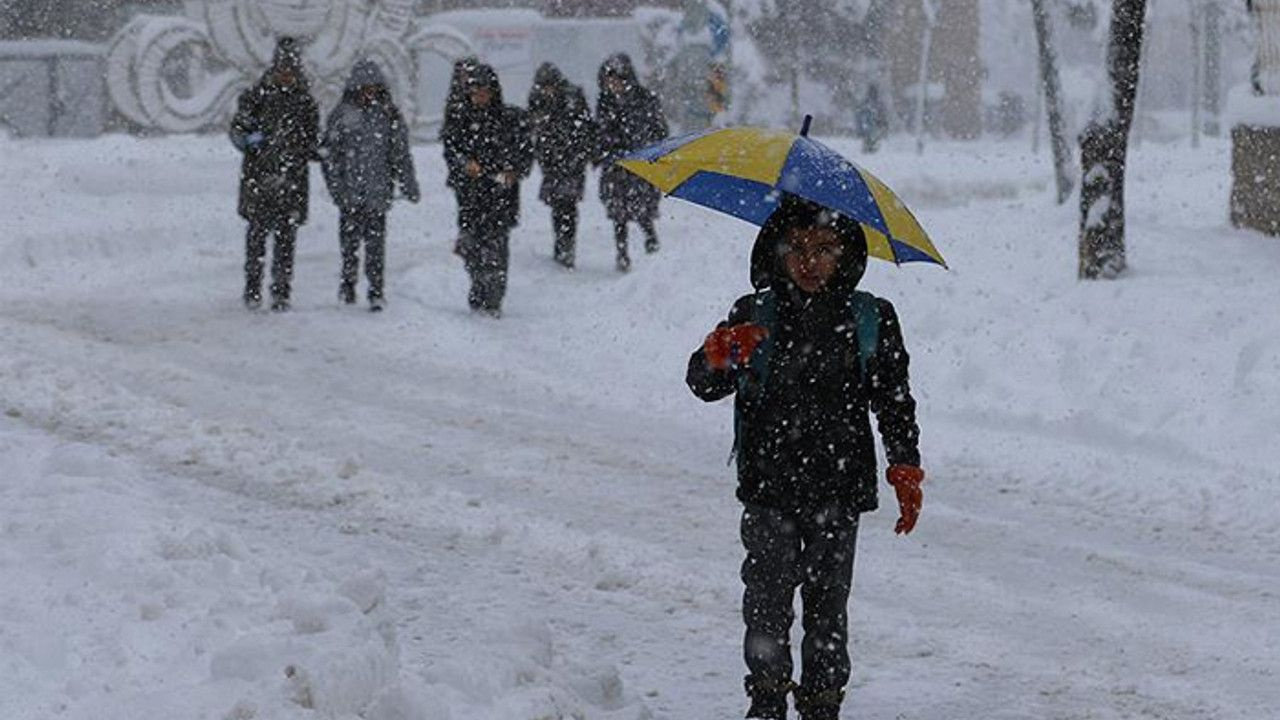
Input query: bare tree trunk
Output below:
<box><xmin>1078</xmin><ymin>0</ymin><xmax>1148</xmax><ymax>280</ymax></box>
<box><xmin>1030</xmin><ymin>0</ymin><xmax>1075</xmax><ymax>203</ymax></box>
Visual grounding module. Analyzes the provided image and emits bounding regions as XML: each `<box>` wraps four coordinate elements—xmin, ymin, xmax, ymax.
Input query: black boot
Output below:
<box><xmin>746</xmin><ymin>697</ymin><xmax>788</xmax><ymax>720</ymax></box>
<box><xmin>745</xmin><ymin>676</ymin><xmax>794</xmax><ymax>720</ymax></box>
<box><xmin>793</xmin><ymin>687</ymin><xmax>843</xmax><ymax>720</ymax></box>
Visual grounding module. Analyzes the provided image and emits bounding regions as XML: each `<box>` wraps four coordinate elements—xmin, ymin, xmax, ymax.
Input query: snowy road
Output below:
<box><xmin>1</xmin><ymin>135</ymin><xmax>1277</xmax><ymax>719</ymax></box>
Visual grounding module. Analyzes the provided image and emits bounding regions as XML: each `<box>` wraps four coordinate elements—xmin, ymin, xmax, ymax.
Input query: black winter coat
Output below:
<box><xmin>686</xmin><ymin>205</ymin><xmax>920</xmax><ymax>514</ymax></box>
<box><xmin>230</xmin><ymin>79</ymin><xmax>319</xmax><ymax>224</ymax></box>
<box><xmin>440</xmin><ymin>69</ymin><xmax>533</xmax><ymax>233</ymax></box>
<box><xmin>528</xmin><ymin>64</ymin><xmax>597</xmax><ymax>204</ymax></box>
<box><xmin>596</xmin><ymin>56</ymin><xmax>668</xmax><ymax>223</ymax></box>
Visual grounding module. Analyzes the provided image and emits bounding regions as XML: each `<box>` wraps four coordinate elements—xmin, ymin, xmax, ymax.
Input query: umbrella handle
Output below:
<box><xmin>800</xmin><ymin>114</ymin><xmax>813</xmax><ymax>137</ymax></box>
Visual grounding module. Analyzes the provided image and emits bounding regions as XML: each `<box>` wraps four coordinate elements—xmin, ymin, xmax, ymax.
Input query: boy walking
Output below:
<box><xmin>686</xmin><ymin>195</ymin><xmax>926</xmax><ymax>720</ymax></box>
<box><xmin>321</xmin><ymin>60</ymin><xmax>420</xmax><ymax>311</ymax></box>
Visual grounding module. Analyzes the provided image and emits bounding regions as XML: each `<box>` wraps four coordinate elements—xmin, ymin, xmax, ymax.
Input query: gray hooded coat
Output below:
<box><xmin>321</xmin><ymin>60</ymin><xmax>419</xmax><ymax>214</ymax></box>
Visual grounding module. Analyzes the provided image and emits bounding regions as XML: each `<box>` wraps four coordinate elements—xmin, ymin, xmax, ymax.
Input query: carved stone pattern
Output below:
<box><xmin>106</xmin><ymin>0</ymin><xmax>473</xmax><ymax>134</ymax></box>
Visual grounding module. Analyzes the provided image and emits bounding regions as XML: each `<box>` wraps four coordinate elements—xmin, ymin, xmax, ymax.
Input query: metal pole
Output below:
<box><xmin>915</xmin><ymin>0</ymin><xmax>936</xmax><ymax>155</ymax></box>
<box><xmin>1191</xmin><ymin>1</ymin><xmax>1202</xmax><ymax>148</ymax></box>
<box><xmin>1032</xmin><ymin>82</ymin><xmax>1043</xmax><ymax>154</ymax></box>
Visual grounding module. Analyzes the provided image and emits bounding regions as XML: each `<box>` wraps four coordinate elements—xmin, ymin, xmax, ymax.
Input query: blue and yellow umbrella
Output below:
<box><xmin>619</xmin><ymin>117</ymin><xmax>946</xmax><ymax>267</ymax></box>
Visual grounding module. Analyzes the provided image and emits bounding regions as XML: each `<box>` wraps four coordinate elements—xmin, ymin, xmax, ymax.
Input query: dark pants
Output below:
<box><xmin>460</xmin><ymin>228</ymin><xmax>509</xmax><ymax>314</ymax></box>
<box><xmin>613</xmin><ymin>216</ymin><xmax>658</xmax><ymax>261</ymax></box>
<box><xmin>245</xmin><ymin>218</ymin><xmax>298</xmax><ymax>304</ymax></box>
<box><xmin>339</xmin><ymin>208</ymin><xmax>387</xmax><ymax>301</ymax></box>
<box><xmin>741</xmin><ymin>503</ymin><xmax>859</xmax><ymax>719</ymax></box>
<box><xmin>550</xmin><ymin>199</ymin><xmax>578</xmax><ymax>266</ymax></box>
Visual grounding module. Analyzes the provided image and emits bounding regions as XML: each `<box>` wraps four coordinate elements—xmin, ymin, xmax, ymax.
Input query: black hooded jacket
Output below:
<box><xmin>528</xmin><ymin>63</ymin><xmax>597</xmax><ymax>203</ymax></box>
<box><xmin>595</xmin><ymin>53</ymin><xmax>668</xmax><ymax>222</ymax></box>
<box><xmin>439</xmin><ymin>63</ymin><xmax>533</xmax><ymax>232</ymax></box>
<box><xmin>229</xmin><ymin>38</ymin><xmax>320</xmax><ymax>224</ymax></box>
<box><xmin>686</xmin><ymin>198</ymin><xmax>921</xmax><ymax>513</ymax></box>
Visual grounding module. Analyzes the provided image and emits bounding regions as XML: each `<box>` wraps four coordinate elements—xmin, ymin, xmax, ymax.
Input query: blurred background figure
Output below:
<box><xmin>855</xmin><ymin>85</ymin><xmax>888</xmax><ymax>154</ymax></box>
<box><xmin>528</xmin><ymin>62</ymin><xmax>597</xmax><ymax>270</ymax></box>
<box><xmin>440</xmin><ymin>62</ymin><xmax>532</xmax><ymax>318</ymax></box>
<box><xmin>595</xmin><ymin>53</ymin><xmax>669</xmax><ymax>273</ymax></box>
<box><xmin>228</xmin><ymin>37</ymin><xmax>320</xmax><ymax>312</ymax></box>
<box><xmin>321</xmin><ymin>59</ymin><xmax>420</xmax><ymax>313</ymax></box>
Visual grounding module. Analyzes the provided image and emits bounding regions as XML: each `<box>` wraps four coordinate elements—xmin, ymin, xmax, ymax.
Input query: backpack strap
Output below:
<box><xmin>730</xmin><ymin>289</ymin><xmax>776</xmax><ymax>465</ymax></box>
<box><xmin>847</xmin><ymin>290</ymin><xmax>881</xmax><ymax>382</ymax></box>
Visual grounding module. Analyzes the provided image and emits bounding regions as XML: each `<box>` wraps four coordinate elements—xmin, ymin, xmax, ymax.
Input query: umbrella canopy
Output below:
<box><xmin>619</xmin><ymin>117</ymin><xmax>946</xmax><ymax>266</ymax></box>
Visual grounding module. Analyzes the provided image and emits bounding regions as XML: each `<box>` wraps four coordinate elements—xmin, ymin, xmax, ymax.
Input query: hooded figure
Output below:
<box><xmin>438</xmin><ymin>62</ymin><xmax>532</xmax><ymax>317</ymax></box>
<box><xmin>685</xmin><ymin>195</ymin><xmax>924</xmax><ymax>720</ymax></box>
<box><xmin>528</xmin><ymin>62</ymin><xmax>597</xmax><ymax>269</ymax></box>
<box><xmin>595</xmin><ymin>53</ymin><xmax>669</xmax><ymax>272</ymax></box>
<box><xmin>229</xmin><ymin>37</ymin><xmax>320</xmax><ymax>311</ymax></box>
<box><xmin>321</xmin><ymin>59</ymin><xmax>420</xmax><ymax>311</ymax></box>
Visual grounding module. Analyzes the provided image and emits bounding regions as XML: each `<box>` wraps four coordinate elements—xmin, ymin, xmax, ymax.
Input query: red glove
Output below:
<box><xmin>703</xmin><ymin>324</ymin><xmax>769</xmax><ymax>371</ymax></box>
<box><xmin>886</xmin><ymin>465</ymin><xmax>924</xmax><ymax>535</ymax></box>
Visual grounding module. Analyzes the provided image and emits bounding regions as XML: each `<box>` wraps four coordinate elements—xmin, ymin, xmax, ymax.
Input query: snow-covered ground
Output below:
<box><xmin>1</xmin><ymin>132</ymin><xmax>1277</xmax><ymax>720</ymax></box>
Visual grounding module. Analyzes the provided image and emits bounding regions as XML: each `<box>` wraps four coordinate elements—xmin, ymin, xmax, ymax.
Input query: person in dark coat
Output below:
<box><xmin>528</xmin><ymin>62</ymin><xmax>597</xmax><ymax>269</ymax></box>
<box><xmin>321</xmin><ymin>59</ymin><xmax>420</xmax><ymax>312</ymax></box>
<box><xmin>855</xmin><ymin>85</ymin><xmax>888</xmax><ymax>154</ymax></box>
<box><xmin>442</xmin><ymin>56</ymin><xmax>480</xmax><ymax>256</ymax></box>
<box><xmin>595</xmin><ymin>53</ymin><xmax>669</xmax><ymax>272</ymax></box>
<box><xmin>229</xmin><ymin>37</ymin><xmax>320</xmax><ymax>311</ymax></box>
<box><xmin>685</xmin><ymin>194</ymin><xmax>925</xmax><ymax>720</ymax></box>
<box><xmin>439</xmin><ymin>63</ymin><xmax>532</xmax><ymax>317</ymax></box>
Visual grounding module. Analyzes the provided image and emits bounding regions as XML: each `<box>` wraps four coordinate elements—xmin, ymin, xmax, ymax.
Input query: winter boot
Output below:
<box><xmin>270</xmin><ymin>297</ymin><xmax>290</xmax><ymax>313</ymax></box>
<box><xmin>745</xmin><ymin>676</ymin><xmax>794</xmax><ymax>720</ymax></box>
<box><xmin>616</xmin><ymin>251</ymin><xmax>631</xmax><ymax>273</ymax></box>
<box><xmin>554</xmin><ymin>250</ymin><xmax>575</xmax><ymax>270</ymax></box>
<box><xmin>745</xmin><ymin>697</ymin><xmax>788</xmax><ymax>720</ymax></box>
<box><xmin>793</xmin><ymin>687</ymin><xmax>843</xmax><ymax>720</ymax></box>
<box><xmin>368</xmin><ymin>295</ymin><xmax>385</xmax><ymax>313</ymax></box>
<box><xmin>645</xmin><ymin>237</ymin><xmax>660</xmax><ymax>254</ymax></box>
<box><xmin>244</xmin><ymin>289</ymin><xmax>262</xmax><ymax>310</ymax></box>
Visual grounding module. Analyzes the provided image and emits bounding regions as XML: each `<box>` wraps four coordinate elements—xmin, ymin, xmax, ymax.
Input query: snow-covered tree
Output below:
<box><xmin>1078</xmin><ymin>0</ymin><xmax>1148</xmax><ymax>279</ymax></box>
<box><xmin>741</xmin><ymin>0</ymin><xmax>878</xmax><ymax>130</ymax></box>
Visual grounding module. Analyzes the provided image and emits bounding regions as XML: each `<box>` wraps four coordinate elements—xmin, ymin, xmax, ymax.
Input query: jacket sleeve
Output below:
<box><xmin>508</xmin><ymin>108</ymin><xmax>535</xmax><ymax>177</ymax></box>
<box><xmin>648</xmin><ymin>91</ymin><xmax>670</xmax><ymax>141</ymax></box>
<box><xmin>390</xmin><ymin>110</ymin><xmax>419</xmax><ymax>197</ymax></box>
<box><xmin>572</xmin><ymin>92</ymin><xmax>599</xmax><ymax>167</ymax></box>
<box><xmin>685</xmin><ymin>297</ymin><xmax>752</xmax><ymax>402</ymax></box>
<box><xmin>594</xmin><ymin>101</ymin><xmax>621</xmax><ymax>165</ymax></box>
<box><xmin>319</xmin><ymin>110</ymin><xmax>342</xmax><ymax>199</ymax></box>
<box><xmin>228</xmin><ymin>91</ymin><xmax>256</xmax><ymax>152</ymax></box>
<box><xmin>867</xmin><ymin>299</ymin><xmax>921</xmax><ymax>467</ymax></box>
<box><xmin>440</xmin><ymin>115</ymin><xmax>468</xmax><ymax>185</ymax></box>
<box><xmin>303</xmin><ymin>96</ymin><xmax>321</xmax><ymax>161</ymax></box>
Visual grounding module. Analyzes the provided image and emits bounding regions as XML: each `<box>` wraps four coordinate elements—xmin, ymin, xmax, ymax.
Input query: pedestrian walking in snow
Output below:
<box><xmin>855</xmin><ymin>85</ymin><xmax>889</xmax><ymax>154</ymax></box>
<box><xmin>595</xmin><ymin>53</ymin><xmax>669</xmax><ymax>272</ymax></box>
<box><xmin>528</xmin><ymin>62</ymin><xmax>597</xmax><ymax>270</ymax></box>
<box><xmin>321</xmin><ymin>60</ymin><xmax>420</xmax><ymax>312</ymax></box>
<box><xmin>442</xmin><ymin>56</ymin><xmax>480</xmax><ymax>258</ymax></box>
<box><xmin>686</xmin><ymin>194</ymin><xmax>925</xmax><ymax>720</ymax></box>
<box><xmin>439</xmin><ymin>63</ymin><xmax>532</xmax><ymax>317</ymax></box>
<box><xmin>229</xmin><ymin>37</ymin><xmax>320</xmax><ymax>312</ymax></box>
